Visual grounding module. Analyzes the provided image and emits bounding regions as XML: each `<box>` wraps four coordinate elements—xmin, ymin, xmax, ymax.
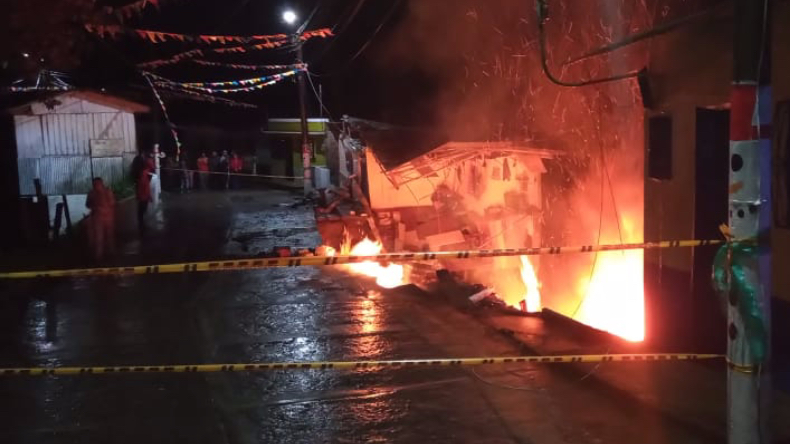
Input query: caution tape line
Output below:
<box><xmin>0</xmin><ymin>353</ymin><xmax>724</xmax><ymax>376</ymax></box>
<box><xmin>160</xmin><ymin>167</ymin><xmax>303</xmax><ymax>180</ymax></box>
<box><xmin>0</xmin><ymin>239</ymin><xmax>722</xmax><ymax>279</ymax></box>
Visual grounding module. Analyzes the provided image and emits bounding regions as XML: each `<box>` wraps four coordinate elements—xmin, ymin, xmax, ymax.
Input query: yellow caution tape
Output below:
<box><xmin>160</xmin><ymin>167</ymin><xmax>303</xmax><ymax>180</ymax></box>
<box><xmin>0</xmin><ymin>353</ymin><xmax>724</xmax><ymax>376</ymax></box>
<box><xmin>0</xmin><ymin>239</ymin><xmax>722</xmax><ymax>279</ymax></box>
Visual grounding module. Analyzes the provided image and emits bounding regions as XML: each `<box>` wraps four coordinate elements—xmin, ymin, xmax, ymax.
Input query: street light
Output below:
<box><xmin>282</xmin><ymin>10</ymin><xmax>297</xmax><ymax>25</ymax></box>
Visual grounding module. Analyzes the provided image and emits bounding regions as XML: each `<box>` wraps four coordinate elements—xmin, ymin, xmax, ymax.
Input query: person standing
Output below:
<box><xmin>229</xmin><ymin>151</ymin><xmax>243</xmax><ymax>189</ymax></box>
<box><xmin>136</xmin><ymin>164</ymin><xmax>153</xmax><ymax>234</ymax></box>
<box><xmin>208</xmin><ymin>151</ymin><xmax>220</xmax><ymax>189</ymax></box>
<box><xmin>86</xmin><ymin>177</ymin><xmax>116</xmax><ymax>261</ymax></box>
<box><xmin>218</xmin><ymin>150</ymin><xmax>230</xmax><ymax>190</ymax></box>
<box><xmin>179</xmin><ymin>155</ymin><xmax>192</xmax><ymax>193</ymax></box>
<box><xmin>197</xmin><ymin>152</ymin><xmax>209</xmax><ymax>190</ymax></box>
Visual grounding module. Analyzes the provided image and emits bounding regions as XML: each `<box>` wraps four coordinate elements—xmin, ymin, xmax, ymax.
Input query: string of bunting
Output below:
<box><xmin>192</xmin><ymin>60</ymin><xmax>306</xmax><ymax>71</ymax></box>
<box><xmin>142</xmin><ymin>73</ymin><xmax>182</xmax><ymax>157</ymax></box>
<box><xmin>154</xmin><ymin>70</ymin><xmax>299</xmax><ymax>94</ymax></box>
<box><xmin>85</xmin><ymin>24</ymin><xmax>295</xmax><ymax>45</ymax></box>
<box><xmin>137</xmin><ymin>29</ymin><xmax>332</xmax><ymax>69</ymax></box>
<box><xmin>157</xmin><ymin>87</ymin><xmax>257</xmax><ymax>108</ymax></box>
<box><xmin>103</xmin><ymin>0</ymin><xmax>162</xmax><ymax>21</ymax></box>
<box><xmin>163</xmin><ymin>68</ymin><xmax>304</xmax><ymax>88</ymax></box>
<box><xmin>4</xmin><ymin>86</ymin><xmax>73</xmax><ymax>93</ymax></box>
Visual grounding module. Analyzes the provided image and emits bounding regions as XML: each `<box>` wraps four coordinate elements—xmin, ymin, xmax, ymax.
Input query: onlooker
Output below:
<box><xmin>136</xmin><ymin>164</ymin><xmax>153</xmax><ymax>234</ymax></box>
<box><xmin>229</xmin><ymin>151</ymin><xmax>243</xmax><ymax>189</ymax></box>
<box><xmin>197</xmin><ymin>152</ymin><xmax>209</xmax><ymax>190</ymax></box>
<box><xmin>164</xmin><ymin>155</ymin><xmax>178</xmax><ymax>191</ymax></box>
<box><xmin>179</xmin><ymin>155</ymin><xmax>192</xmax><ymax>193</ymax></box>
<box><xmin>219</xmin><ymin>150</ymin><xmax>230</xmax><ymax>190</ymax></box>
<box><xmin>208</xmin><ymin>151</ymin><xmax>220</xmax><ymax>189</ymax></box>
<box><xmin>86</xmin><ymin>177</ymin><xmax>116</xmax><ymax>261</ymax></box>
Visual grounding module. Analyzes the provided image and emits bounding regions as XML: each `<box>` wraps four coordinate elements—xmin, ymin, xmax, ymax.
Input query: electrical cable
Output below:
<box><xmin>562</xmin><ymin>3</ymin><xmax>728</xmax><ymax>67</ymax></box>
<box><xmin>310</xmin><ymin>0</ymin><xmax>368</xmax><ymax>62</ymax></box>
<box><xmin>306</xmin><ymin>71</ymin><xmax>334</xmax><ymax>121</ymax></box>
<box><xmin>311</xmin><ymin>0</ymin><xmax>402</xmax><ymax>77</ymax></box>
<box><xmin>535</xmin><ymin>0</ymin><xmax>642</xmax><ymax>87</ymax></box>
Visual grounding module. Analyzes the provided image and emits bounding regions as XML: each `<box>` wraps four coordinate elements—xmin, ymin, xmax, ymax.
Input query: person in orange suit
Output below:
<box><xmin>86</xmin><ymin>177</ymin><xmax>116</xmax><ymax>262</ymax></box>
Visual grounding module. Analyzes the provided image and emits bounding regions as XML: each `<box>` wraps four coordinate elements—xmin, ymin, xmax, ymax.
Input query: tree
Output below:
<box><xmin>0</xmin><ymin>0</ymin><xmax>101</xmax><ymax>75</ymax></box>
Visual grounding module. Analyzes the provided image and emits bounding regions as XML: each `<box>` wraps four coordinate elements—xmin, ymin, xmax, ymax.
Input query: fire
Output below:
<box><xmin>519</xmin><ymin>256</ymin><xmax>541</xmax><ymax>313</ymax></box>
<box><xmin>326</xmin><ymin>237</ymin><xmax>405</xmax><ymax>289</ymax></box>
<box><xmin>573</xmin><ymin>217</ymin><xmax>645</xmax><ymax>342</ymax></box>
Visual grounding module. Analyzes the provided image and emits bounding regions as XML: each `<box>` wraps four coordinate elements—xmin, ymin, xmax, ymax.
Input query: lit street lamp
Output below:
<box><xmin>282</xmin><ymin>10</ymin><xmax>297</xmax><ymax>25</ymax></box>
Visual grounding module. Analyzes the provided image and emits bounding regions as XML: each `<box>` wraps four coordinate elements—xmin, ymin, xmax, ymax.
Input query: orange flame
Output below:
<box><xmin>573</xmin><ymin>217</ymin><xmax>645</xmax><ymax>342</ymax></box>
<box><xmin>324</xmin><ymin>237</ymin><xmax>405</xmax><ymax>289</ymax></box>
<box><xmin>519</xmin><ymin>255</ymin><xmax>541</xmax><ymax>313</ymax></box>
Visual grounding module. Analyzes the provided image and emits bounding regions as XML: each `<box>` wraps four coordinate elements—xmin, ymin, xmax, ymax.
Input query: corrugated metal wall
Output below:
<box><xmin>14</xmin><ymin>103</ymin><xmax>139</xmax><ymax>195</ymax></box>
<box><xmin>39</xmin><ymin>157</ymin><xmax>92</xmax><ymax>195</ymax></box>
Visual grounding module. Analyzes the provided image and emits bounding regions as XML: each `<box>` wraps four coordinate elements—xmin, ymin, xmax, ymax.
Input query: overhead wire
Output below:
<box><xmin>535</xmin><ymin>0</ymin><xmax>642</xmax><ymax>87</ymax></box>
<box><xmin>311</xmin><ymin>0</ymin><xmax>403</xmax><ymax>77</ymax></box>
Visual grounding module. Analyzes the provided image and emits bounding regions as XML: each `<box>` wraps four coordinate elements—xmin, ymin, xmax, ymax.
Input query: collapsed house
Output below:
<box><xmin>324</xmin><ymin>118</ymin><xmax>556</xmax><ymax>310</ymax></box>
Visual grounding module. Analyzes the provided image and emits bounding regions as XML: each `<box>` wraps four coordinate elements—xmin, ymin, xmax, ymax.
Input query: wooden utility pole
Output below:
<box><xmin>295</xmin><ymin>36</ymin><xmax>312</xmax><ymax>196</ymax></box>
<box><xmin>728</xmin><ymin>0</ymin><xmax>771</xmax><ymax>442</ymax></box>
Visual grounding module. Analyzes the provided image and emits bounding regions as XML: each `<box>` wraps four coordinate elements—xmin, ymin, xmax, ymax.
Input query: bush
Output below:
<box><xmin>110</xmin><ymin>176</ymin><xmax>135</xmax><ymax>200</ymax></box>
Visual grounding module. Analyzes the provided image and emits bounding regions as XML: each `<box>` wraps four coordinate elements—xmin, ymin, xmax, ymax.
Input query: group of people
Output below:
<box><xmin>84</xmin><ymin>149</ymin><xmax>246</xmax><ymax>262</ymax></box>
<box><xmin>85</xmin><ymin>151</ymin><xmax>155</xmax><ymax>262</ymax></box>
<box><xmin>167</xmin><ymin>150</ymin><xmax>244</xmax><ymax>192</ymax></box>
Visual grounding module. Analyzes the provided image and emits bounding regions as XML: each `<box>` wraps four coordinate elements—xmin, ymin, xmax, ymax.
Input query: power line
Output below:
<box><xmin>311</xmin><ymin>0</ymin><xmax>402</xmax><ymax>77</ymax></box>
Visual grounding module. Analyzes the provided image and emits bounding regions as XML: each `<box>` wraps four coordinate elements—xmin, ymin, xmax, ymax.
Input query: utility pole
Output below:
<box><xmin>728</xmin><ymin>0</ymin><xmax>771</xmax><ymax>442</ymax></box>
<box><xmin>295</xmin><ymin>35</ymin><xmax>312</xmax><ymax>196</ymax></box>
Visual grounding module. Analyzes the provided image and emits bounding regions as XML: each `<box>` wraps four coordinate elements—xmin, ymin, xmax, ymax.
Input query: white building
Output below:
<box><xmin>8</xmin><ymin>90</ymin><xmax>149</xmax><ymax>230</ymax></box>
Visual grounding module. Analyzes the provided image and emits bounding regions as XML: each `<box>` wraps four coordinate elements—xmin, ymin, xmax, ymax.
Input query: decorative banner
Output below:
<box><xmin>4</xmin><ymin>86</ymin><xmax>73</xmax><ymax>93</ymax></box>
<box><xmin>86</xmin><ymin>24</ymin><xmax>332</xmax><ymax>46</ymax></box>
<box><xmin>171</xmin><ymin>68</ymin><xmax>304</xmax><ymax>88</ymax></box>
<box><xmin>142</xmin><ymin>72</ymin><xmax>182</xmax><ymax>158</ymax></box>
<box><xmin>136</xmin><ymin>29</ymin><xmax>332</xmax><ymax>69</ymax></box>
<box><xmin>104</xmin><ymin>0</ymin><xmax>161</xmax><ymax>21</ymax></box>
<box><xmin>154</xmin><ymin>70</ymin><xmax>296</xmax><ymax>94</ymax></box>
<box><xmin>192</xmin><ymin>60</ymin><xmax>306</xmax><ymax>71</ymax></box>
<box><xmin>157</xmin><ymin>88</ymin><xmax>258</xmax><ymax>109</ymax></box>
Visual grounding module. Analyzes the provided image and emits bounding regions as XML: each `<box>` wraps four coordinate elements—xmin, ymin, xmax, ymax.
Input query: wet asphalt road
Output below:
<box><xmin>0</xmin><ymin>191</ymin><xmax>720</xmax><ymax>444</ymax></box>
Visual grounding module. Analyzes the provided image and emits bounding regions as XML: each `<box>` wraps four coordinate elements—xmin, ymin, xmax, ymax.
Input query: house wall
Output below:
<box><xmin>14</xmin><ymin>97</ymin><xmax>139</xmax><ymax>195</ymax></box>
<box><xmin>644</xmin><ymin>4</ymin><xmax>790</xmax><ymax>348</ymax></box>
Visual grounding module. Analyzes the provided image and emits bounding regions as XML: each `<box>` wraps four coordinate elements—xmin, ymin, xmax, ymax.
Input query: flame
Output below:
<box><xmin>519</xmin><ymin>256</ymin><xmax>541</xmax><ymax>313</ymax></box>
<box><xmin>573</xmin><ymin>217</ymin><xmax>645</xmax><ymax>342</ymax></box>
<box><xmin>325</xmin><ymin>237</ymin><xmax>405</xmax><ymax>289</ymax></box>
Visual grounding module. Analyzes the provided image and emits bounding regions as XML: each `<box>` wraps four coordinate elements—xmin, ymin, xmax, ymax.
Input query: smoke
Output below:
<box><xmin>372</xmin><ymin>0</ymin><xmax>705</xmax><ymax>334</ymax></box>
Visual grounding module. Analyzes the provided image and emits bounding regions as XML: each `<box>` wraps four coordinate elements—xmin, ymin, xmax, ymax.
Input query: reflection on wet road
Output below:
<box><xmin>0</xmin><ymin>191</ymin><xmax>723</xmax><ymax>444</ymax></box>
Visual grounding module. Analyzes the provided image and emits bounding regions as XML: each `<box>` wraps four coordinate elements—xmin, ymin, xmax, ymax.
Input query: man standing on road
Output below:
<box><xmin>179</xmin><ymin>155</ymin><xmax>192</xmax><ymax>193</ymax></box>
<box><xmin>86</xmin><ymin>177</ymin><xmax>116</xmax><ymax>261</ymax></box>
<box><xmin>208</xmin><ymin>151</ymin><xmax>220</xmax><ymax>190</ymax></box>
<box><xmin>136</xmin><ymin>164</ymin><xmax>153</xmax><ymax>234</ymax></box>
<box><xmin>229</xmin><ymin>151</ymin><xmax>243</xmax><ymax>189</ymax></box>
<box><xmin>219</xmin><ymin>150</ymin><xmax>230</xmax><ymax>190</ymax></box>
<box><xmin>197</xmin><ymin>152</ymin><xmax>209</xmax><ymax>190</ymax></box>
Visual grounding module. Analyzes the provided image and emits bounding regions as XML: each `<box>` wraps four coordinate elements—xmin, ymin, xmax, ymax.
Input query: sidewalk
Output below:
<box><xmin>473</xmin><ymin>305</ymin><xmax>790</xmax><ymax>442</ymax></box>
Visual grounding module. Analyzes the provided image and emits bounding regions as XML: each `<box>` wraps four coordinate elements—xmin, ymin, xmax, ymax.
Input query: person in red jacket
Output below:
<box><xmin>136</xmin><ymin>165</ymin><xmax>153</xmax><ymax>234</ymax></box>
<box><xmin>229</xmin><ymin>151</ymin><xmax>243</xmax><ymax>189</ymax></box>
<box><xmin>86</xmin><ymin>177</ymin><xmax>116</xmax><ymax>261</ymax></box>
<box><xmin>197</xmin><ymin>152</ymin><xmax>209</xmax><ymax>190</ymax></box>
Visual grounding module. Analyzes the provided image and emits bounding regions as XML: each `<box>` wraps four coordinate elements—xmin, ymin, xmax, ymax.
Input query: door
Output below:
<box><xmin>693</xmin><ymin>108</ymin><xmax>729</xmax><ymax>352</ymax></box>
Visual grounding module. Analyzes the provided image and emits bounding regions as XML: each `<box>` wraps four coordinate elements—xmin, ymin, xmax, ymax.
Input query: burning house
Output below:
<box><xmin>323</xmin><ymin>118</ymin><xmax>555</xmax><ymax>312</ymax></box>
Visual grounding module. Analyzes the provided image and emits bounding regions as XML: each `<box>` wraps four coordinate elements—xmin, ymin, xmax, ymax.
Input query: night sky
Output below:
<box><xmin>68</xmin><ymin>0</ymin><xmax>432</xmax><ymax>127</ymax></box>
